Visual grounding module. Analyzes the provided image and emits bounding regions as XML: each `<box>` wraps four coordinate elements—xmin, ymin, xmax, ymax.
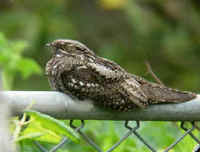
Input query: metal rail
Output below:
<box><xmin>0</xmin><ymin>91</ymin><xmax>200</xmax><ymax>121</ymax></box>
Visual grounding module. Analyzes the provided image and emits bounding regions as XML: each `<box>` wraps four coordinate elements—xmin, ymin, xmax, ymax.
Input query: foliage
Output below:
<box><xmin>13</xmin><ymin>110</ymin><xmax>79</xmax><ymax>152</ymax></box>
<box><xmin>0</xmin><ymin>33</ymin><xmax>42</xmax><ymax>89</ymax></box>
<box><xmin>13</xmin><ymin>117</ymin><xmax>199</xmax><ymax>152</ymax></box>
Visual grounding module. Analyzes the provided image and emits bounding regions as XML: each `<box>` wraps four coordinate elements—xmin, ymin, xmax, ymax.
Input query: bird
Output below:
<box><xmin>45</xmin><ymin>39</ymin><xmax>196</xmax><ymax>111</ymax></box>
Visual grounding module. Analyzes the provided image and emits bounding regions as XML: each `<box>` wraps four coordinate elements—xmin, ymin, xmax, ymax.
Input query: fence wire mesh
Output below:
<box><xmin>34</xmin><ymin>120</ymin><xmax>200</xmax><ymax>152</ymax></box>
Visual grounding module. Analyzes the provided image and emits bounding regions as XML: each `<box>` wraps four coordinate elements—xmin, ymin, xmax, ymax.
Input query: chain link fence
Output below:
<box><xmin>0</xmin><ymin>91</ymin><xmax>200</xmax><ymax>152</ymax></box>
<box><xmin>34</xmin><ymin>120</ymin><xmax>200</xmax><ymax>152</ymax></box>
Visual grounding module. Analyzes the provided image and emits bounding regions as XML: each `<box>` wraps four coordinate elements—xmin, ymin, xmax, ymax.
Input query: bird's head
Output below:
<box><xmin>46</xmin><ymin>39</ymin><xmax>95</xmax><ymax>56</ymax></box>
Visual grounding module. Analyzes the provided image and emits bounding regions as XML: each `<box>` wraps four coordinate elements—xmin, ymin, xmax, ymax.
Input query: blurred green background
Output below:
<box><xmin>0</xmin><ymin>0</ymin><xmax>200</xmax><ymax>151</ymax></box>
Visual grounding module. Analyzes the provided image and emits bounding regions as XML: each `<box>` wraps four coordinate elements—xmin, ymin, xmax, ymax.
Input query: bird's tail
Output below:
<box><xmin>140</xmin><ymin>82</ymin><xmax>196</xmax><ymax>104</ymax></box>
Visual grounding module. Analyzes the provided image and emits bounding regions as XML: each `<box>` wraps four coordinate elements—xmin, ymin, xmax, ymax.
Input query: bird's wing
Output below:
<box><xmin>59</xmin><ymin>56</ymin><xmax>125</xmax><ymax>99</ymax></box>
<box><xmin>86</xmin><ymin>56</ymin><xmax>127</xmax><ymax>81</ymax></box>
<box><xmin>86</xmin><ymin>62</ymin><xmax>124</xmax><ymax>81</ymax></box>
<box><xmin>60</xmin><ymin>61</ymin><xmax>123</xmax><ymax>90</ymax></box>
<box><xmin>59</xmin><ymin>56</ymin><xmax>149</xmax><ymax>109</ymax></box>
<box><xmin>87</xmin><ymin>58</ymin><xmax>149</xmax><ymax>108</ymax></box>
<box><xmin>120</xmin><ymin>78</ymin><xmax>148</xmax><ymax>108</ymax></box>
<box><xmin>60</xmin><ymin>63</ymin><xmax>109</xmax><ymax>100</ymax></box>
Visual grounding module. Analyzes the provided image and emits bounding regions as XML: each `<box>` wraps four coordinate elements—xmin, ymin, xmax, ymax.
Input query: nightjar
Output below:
<box><xmin>45</xmin><ymin>39</ymin><xmax>196</xmax><ymax>111</ymax></box>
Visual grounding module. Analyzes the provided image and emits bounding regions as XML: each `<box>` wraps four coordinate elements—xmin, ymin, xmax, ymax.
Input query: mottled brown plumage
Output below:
<box><xmin>46</xmin><ymin>39</ymin><xmax>196</xmax><ymax>111</ymax></box>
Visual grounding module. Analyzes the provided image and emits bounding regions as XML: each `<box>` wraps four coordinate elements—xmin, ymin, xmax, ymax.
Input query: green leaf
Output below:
<box><xmin>0</xmin><ymin>32</ymin><xmax>42</xmax><ymax>89</ymax></box>
<box><xmin>21</xmin><ymin>110</ymin><xmax>79</xmax><ymax>144</ymax></box>
<box><xmin>16</xmin><ymin>58</ymin><xmax>42</xmax><ymax>78</ymax></box>
<box><xmin>16</xmin><ymin>132</ymin><xmax>44</xmax><ymax>142</ymax></box>
<box><xmin>19</xmin><ymin>140</ymin><xmax>40</xmax><ymax>152</ymax></box>
<box><xmin>12</xmin><ymin>40</ymin><xmax>28</xmax><ymax>54</ymax></box>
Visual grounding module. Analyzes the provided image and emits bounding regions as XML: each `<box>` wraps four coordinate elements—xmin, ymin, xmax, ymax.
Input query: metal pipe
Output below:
<box><xmin>0</xmin><ymin>91</ymin><xmax>200</xmax><ymax>121</ymax></box>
